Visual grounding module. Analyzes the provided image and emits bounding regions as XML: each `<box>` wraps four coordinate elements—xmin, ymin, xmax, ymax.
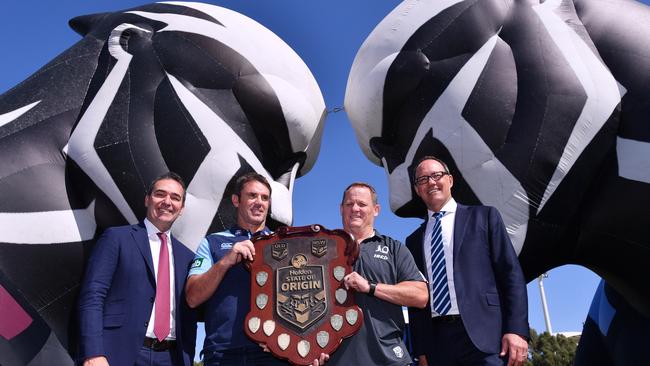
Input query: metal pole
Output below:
<box><xmin>538</xmin><ymin>273</ymin><xmax>553</xmax><ymax>334</ymax></box>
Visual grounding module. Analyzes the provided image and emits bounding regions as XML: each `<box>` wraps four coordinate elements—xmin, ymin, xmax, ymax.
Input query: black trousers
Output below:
<box><xmin>426</xmin><ymin>317</ymin><xmax>504</xmax><ymax>366</ymax></box>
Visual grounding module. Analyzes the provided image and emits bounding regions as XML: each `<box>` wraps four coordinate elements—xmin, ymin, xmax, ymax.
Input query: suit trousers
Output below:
<box><xmin>428</xmin><ymin>317</ymin><xmax>505</xmax><ymax>366</ymax></box>
<box><xmin>135</xmin><ymin>345</ymin><xmax>176</xmax><ymax>366</ymax></box>
<box><xmin>203</xmin><ymin>346</ymin><xmax>288</xmax><ymax>366</ymax></box>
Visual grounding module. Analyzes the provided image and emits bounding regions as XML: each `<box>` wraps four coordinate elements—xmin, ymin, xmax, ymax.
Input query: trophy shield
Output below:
<box><xmin>245</xmin><ymin>224</ymin><xmax>363</xmax><ymax>365</ymax></box>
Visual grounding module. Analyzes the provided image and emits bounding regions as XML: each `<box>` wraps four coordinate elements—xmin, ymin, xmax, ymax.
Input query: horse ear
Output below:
<box><xmin>69</xmin><ymin>13</ymin><xmax>109</xmax><ymax>36</ymax></box>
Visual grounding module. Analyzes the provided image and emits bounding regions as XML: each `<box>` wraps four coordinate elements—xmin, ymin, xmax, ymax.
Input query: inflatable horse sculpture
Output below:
<box><xmin>0</xmin><ymin>3</ymin><xmax>325</xmax><ymax>365</ymax></box>
<box><xmin>345</xmin><ymin>0</ymin><xmax>650</xmax><ymax>364</ymax></box>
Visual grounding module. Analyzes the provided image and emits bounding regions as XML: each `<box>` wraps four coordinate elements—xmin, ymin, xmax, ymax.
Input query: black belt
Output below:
<box><xmin>432</xmin><ymin>314</ymin><xmax>461</xmax><ymax>324</ymax></box>
<box><xmin>143</xmin><ymin>337</ymin><xmax>176</xmax><ymax>351</ymax></box>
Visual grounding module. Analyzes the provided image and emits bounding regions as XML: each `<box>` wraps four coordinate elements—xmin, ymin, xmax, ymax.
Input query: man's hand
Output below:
<box><xmin>221</xmin><ymin>239</ymin><xmax>255</xmax><ymax>267</ymax></box>
<box><xmin>343</xmin><ymin>271</ymin><xmax>370</xmax><ymax>293</ymax></box>
<box><xmin>500</xmin><ymin>333</ymin><xmax>528</xmax><ymax>366</ymax></box>
<box><xmin>311</xmin><ymin>352</ymin><xmax>329</xmax><ymax>365</ymax></box>
<box><xmin>417</xmin><ymin>355</ymin><xmax>429</xmax><ymax>366</ymax></box>
<box><xmin>83</xmin><ymin>356</ymin><xmax>109</xmax><ymax>366</ymax></box>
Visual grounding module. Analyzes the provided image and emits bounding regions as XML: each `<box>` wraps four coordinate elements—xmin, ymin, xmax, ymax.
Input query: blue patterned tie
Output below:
<box><xmin>430</xmin><ymin>211</ymin><xmax>451</xmax><ymax>315</ymax></box>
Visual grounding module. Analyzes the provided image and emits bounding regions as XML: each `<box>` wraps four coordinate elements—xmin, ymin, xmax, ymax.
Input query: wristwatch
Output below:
<box><xmin>368</xmin><ymin>281</ymin><xmax>377</xmax><ymax>297</ymax></box>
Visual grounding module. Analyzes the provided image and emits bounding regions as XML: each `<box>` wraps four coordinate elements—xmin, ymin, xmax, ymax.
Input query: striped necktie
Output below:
<box><xmin>430</xmin><ymin>211</ymin><xmax>451</xmax><ymax>315</ymax></box>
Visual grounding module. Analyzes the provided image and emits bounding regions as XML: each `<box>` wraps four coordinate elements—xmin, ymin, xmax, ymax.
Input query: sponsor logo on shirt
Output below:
<box><xmin>221</xmin><ymin>242</ymin><xmax>233</xmax><ymax>250</ymax></box>
<box><xmin>191</xmin><ymin>258</ymin><xmax>204</xmax><ymax>269</ymax></box>
<box><xmin>392</xmin><ymin>345</ymin><xmax>404</xmax><ymax>358</ymax></box>
<box><xmin>373</xmin><ymin>245</ymin><xmax>390</xmax><ymax>260</ymax></box>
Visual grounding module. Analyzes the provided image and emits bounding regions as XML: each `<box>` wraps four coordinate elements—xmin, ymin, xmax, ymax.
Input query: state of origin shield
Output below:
<box><xmin>245</xmin><ymin>225</ymin><xmax>362</xmax><ymax>365</ymax></box>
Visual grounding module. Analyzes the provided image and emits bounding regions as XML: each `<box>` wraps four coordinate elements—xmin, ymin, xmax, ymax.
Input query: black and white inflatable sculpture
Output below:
<box><xmin>346</xmin><ymin>0</ymin><xmax>650</xmax><ymax>364</ymax></box>
<box><xmin>0</xmin><ymin>2</ymin><xmax>325</xmax><ymax>365</ymax></box>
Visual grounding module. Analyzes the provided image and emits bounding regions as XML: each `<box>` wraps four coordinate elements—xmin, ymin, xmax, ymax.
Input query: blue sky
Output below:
<box><xmin>3</xmin><ymin>0</ymin><xmax>633</xmax><ymax>357</ymax></box>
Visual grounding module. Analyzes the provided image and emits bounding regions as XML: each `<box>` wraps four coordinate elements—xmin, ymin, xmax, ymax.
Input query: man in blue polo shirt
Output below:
<box><xmin>185</xmin><ymin>172</ymin><xmax>285</xmax><ymax>366</ymax></box>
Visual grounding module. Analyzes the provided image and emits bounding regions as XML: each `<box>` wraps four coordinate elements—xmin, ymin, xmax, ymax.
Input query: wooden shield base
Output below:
<box><xmin>244</xmin><ymin>224</ymin><xmax>363</xmax><ymax>365</ymax></box>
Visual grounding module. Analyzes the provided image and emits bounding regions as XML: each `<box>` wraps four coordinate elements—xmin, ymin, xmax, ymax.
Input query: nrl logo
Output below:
<box><xmin>276</xmin><ymin>254</ymin><xmax>327</xmax><ymax>330</ymax></box>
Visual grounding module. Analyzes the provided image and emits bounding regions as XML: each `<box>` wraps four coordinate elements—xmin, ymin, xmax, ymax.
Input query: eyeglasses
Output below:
<box><xmin>414</xmin><ymin>172</ymin><xmax>449</xmax><ymax>186</ymax></box>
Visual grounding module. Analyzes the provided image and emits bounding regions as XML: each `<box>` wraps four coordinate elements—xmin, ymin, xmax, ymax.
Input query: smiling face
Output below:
<box><xmin>144</xmin><ymin>178</ymin><xmax>185</xmax><ymax>232</ymax></box>
<box><xmin>232</xmin><ymin>180</ymin><xmax>271</xmax><ymax>232</ymax></box>
<box><xmin>340</xmin><ymin>185</ymin><xmax>380</xmax><ymax>240</ymax></box>
<box><xmin>414</xmin><ymin>159</ymin><xmax>454</xmax><ymax>213</ymax></box>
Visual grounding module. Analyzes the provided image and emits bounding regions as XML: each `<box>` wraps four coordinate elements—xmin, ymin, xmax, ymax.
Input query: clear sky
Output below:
<box><xmin>4</xmin><ymin>0</ymin><xmax>637</xmax><ymax>358</ymax></box>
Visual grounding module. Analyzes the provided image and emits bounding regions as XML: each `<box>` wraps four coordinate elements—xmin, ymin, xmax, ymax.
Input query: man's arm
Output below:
<box><xmin>78</xmin><ymin>229</ymin><xmax>120</xmax><ymax>362</ymax></box>
<box><xmin>488</xmin><ymin>206</ymin><xmax>529</xmax><ymax>336</ymax></box>
<box><xmin>487</xmin><ymin>207</ymin><xmax>529</xmax><ymax>365</ymax></box>
<box><xmin>185</xmin><ymin>239</ymin><xmax>254</xmax><ymax>308</ymax></box>
<box><xmin>404</xmin><ymin>229</ymin><xmax>432</xmax><ymax>361</ymax></box>
<box><xmin>343</xmin><ymin>272</ymin><xmax>428</xmax><ymax>308</ymax></box>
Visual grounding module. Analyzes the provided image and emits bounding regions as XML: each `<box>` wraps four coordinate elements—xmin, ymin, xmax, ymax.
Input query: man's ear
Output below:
<box><xmin>374</xmin><ymin>203</ymin><xmax>380</xmax><ymax>217</ymax></box>
<box><xmin>232</xmin><ymin>194</ymin><xmax>240</xmax><ymax>208</ymax></box>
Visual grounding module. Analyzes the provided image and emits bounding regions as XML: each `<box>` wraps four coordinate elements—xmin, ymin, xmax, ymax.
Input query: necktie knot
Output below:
<box><xmin>157</xmin><ymin>232</ymin><xmax>166</xmax><ymax>243</ymax></box>
<box><xmin>433</xmin><ymin>211</ymin><xmax>445</xmax><ymax>221</ymax></box>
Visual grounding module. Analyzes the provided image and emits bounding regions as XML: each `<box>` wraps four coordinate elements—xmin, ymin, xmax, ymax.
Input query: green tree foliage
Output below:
<box><xmin>525</xmin><ymin>328</ymin><xmax>580</xmax><ymax>366</ymax></box>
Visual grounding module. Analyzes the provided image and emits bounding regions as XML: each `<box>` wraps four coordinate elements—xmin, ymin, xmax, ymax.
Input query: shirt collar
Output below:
<box><xmin>359</xmin><ymin>229</ymin><xmax>380</xmax><ymax>244</ymax></box>
<box><xmin>229</xmin><ymin>224</ymin><xmax>271</xmax><ymax>237</ymax></box>
<box><xmin>144</xmin><ymin>218</ymin><xmax>170</xmax><ymax>238</ymax></box>
<box><xmin>427</xmin><ymin>197</ymin><xmax>457</xmax><ymax>220</ymax></box>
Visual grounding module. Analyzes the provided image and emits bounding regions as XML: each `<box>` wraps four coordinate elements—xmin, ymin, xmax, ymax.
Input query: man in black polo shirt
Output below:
<box><xmin>326</xmin><ymin>182</ymin><xmax>429</xmax><ymax>366</ymax></box>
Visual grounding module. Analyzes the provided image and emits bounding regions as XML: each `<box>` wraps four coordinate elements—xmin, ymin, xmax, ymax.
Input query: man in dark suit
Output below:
<box><xmin>406</xmin><ymin>157</ymin><xmax>529</xmax><ymax>366</ymax></box>
<box><xmin>78</xmin><ymin>172</ymin><xmax>197</xmax><ymax>366</ymax></box>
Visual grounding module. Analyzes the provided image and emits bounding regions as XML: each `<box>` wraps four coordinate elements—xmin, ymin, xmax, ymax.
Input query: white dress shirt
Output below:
<box><xmin>423</xmin><ymin>198</ymin><xmax>459</xmax><ymax>316</ymax></box>
<box><xmin>144</xmin><ymin>218</ymin><xmax>176</xmax><ymax>340</ymax></box>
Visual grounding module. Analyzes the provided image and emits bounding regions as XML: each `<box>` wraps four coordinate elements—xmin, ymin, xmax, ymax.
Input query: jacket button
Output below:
<box><xmin>150</xmin><ymin>297</ymin><xmax>154</xmax><ymax>303</ymax></box>
<box><xmin>144</xmin><ymin>321</ymin><xmax>149</xmax><ymax>327</ymax></box>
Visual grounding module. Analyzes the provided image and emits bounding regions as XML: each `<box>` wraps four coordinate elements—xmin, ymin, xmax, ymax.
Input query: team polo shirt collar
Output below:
<box><xmin>359</xmin><ymin>229</ymin><xmax>381</xmax><ymax>244</ymax></box>
<box><xmin>228</xmin><ymin>224</ymin><xmax>271</xmax><ymax>238</ymax></box>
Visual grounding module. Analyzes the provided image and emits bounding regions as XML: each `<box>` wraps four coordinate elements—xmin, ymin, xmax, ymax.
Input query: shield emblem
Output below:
<box><xmin>272</xmin><ymin>242</ymin><xmax>288</xmax><ymax>260</ymax></box>
<box><xmin>244</xmin><ymin>224</ymin><xmax>363</xmax><ymax>366</ymax></box>
<box><xmin>311</xmin><ymin>239</ymin><xmax>327</xmax><ymax>257</ymax></box>
<box><xmin>276</xmin><ymin>262</ymin><xmax>328</xmax><ymax>330</ymax></box>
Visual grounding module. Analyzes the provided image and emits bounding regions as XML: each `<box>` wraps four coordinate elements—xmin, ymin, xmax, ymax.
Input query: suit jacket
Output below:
<box><xmin>406</xmin><ymin>204</ymin><xmax>528</xmax><ymax>356</ymax></box>
<box><xmin>78</xmin><ymin>222</ymin><xmax>196</xmax><ymax>366</ymax></box>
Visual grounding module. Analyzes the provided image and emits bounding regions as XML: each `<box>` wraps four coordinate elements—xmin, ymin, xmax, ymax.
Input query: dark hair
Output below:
<box><xmin>341</xmin><ymin>182</ymin><xmax>378</xmax><ymax>205</ymax></box>
<box><xmin>146</xmin><ymin>171</ymin><xmax>187</xmax><ymax>203</ymax></box>
<box><xmin>413</xmin><ymin>156</ymin><xmax>451</xmax><ymax>180</ymax></box>
<box><xmin>235</xmin><ymin>172</ymin><xmax>272</xmax><ymax>197</ymax></box>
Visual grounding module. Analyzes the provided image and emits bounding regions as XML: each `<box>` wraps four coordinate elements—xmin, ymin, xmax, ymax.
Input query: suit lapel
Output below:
<box><xmin>453</xmin><ymin>204</ymin><xmax>468</xmax><ymax>263</ymax></box>
<box><xmin>171</xmin><ymin>236</ymin><xmax>187</xmax><ymax>299</ymax></box>
<box><xmin>413</xmin><ymin>223</ymin><xmax>429</xmax><ymax>278</ymax></box>
<box><xmin>133</xmin><ymin>223</ymin><xmax>155</xmax><ymax>282</ymax></box>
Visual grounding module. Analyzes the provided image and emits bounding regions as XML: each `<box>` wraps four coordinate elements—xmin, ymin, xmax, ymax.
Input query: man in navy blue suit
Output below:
<box><xmin>406</xmin><ymin>157</ymin><xmax>529</xmax><ymax>366</ymax></box>
<box><xmin>78</xmin><ymin>172</ymin><xmax>197</xmax><ymax>366</ymax></box>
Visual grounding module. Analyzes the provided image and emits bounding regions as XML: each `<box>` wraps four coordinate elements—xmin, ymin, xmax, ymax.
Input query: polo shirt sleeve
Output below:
<box><xmin>187</xmin><ymin>237</ymin><xmax>213</xmax><ymax>277</ymax></box>
<box><xmin>395</xmin><ymin>241</ymin><xmax>426</xmax><ymax>283</ymax></box>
